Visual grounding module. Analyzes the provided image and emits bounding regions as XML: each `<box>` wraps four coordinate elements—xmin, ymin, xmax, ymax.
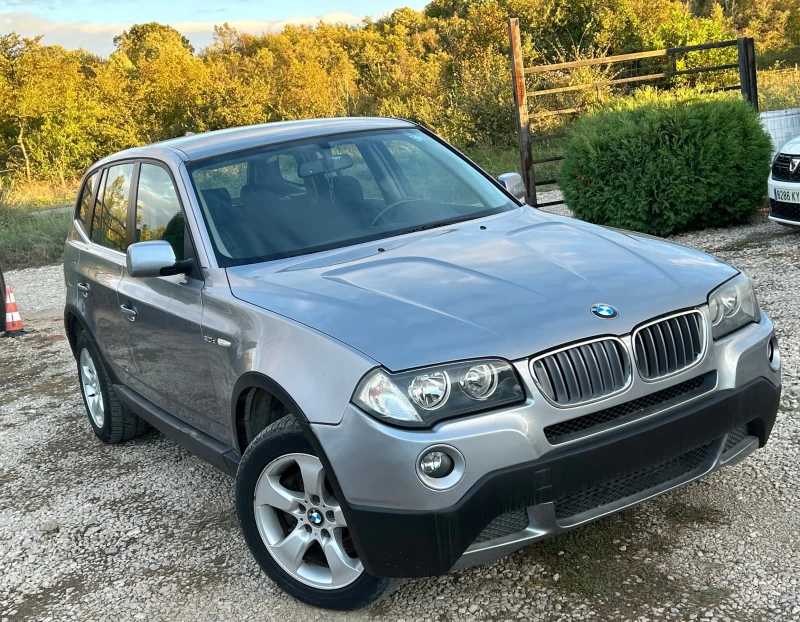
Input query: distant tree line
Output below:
<box><xmin>0</xmin><ymin>0</ymin><xmax>797</xmax><ymax>184</ymax></box>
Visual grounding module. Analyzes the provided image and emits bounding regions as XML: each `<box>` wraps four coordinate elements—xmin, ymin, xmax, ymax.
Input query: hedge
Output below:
<box><xmin>560</xmin><ymin>97</ymin><xmax>773</xmax><ymax>237</ymax></box>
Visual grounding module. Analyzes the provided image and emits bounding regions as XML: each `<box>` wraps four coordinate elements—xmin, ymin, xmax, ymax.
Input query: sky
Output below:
<box><xmin>0</xmin><ymin>0</ymin><xmax>428</xmax><ymax>56</ymax></box>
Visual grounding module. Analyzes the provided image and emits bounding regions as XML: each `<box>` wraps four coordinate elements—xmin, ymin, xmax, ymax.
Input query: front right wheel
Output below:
<box><xmin>235</xmin><ymin>416</ymin><xmax>396</xmax><ymax>609</ymax></box>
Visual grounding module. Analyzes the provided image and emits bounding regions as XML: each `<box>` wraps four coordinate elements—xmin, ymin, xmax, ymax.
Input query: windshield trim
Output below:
<box><xmin>187</xmin><ymin>127</ymin><xmax>521</xmax><ymax>268</ymax></box>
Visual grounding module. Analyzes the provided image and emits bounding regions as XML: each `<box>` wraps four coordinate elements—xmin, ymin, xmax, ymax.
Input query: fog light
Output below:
<box><xmin>419</xmin><ymin>450</ymin><xmax>454</xmax><ymax>479</ymax></box>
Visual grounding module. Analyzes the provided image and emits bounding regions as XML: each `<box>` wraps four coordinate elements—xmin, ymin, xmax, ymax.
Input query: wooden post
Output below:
<box><xmin>508</xmin><ymin>18</ymin><xmax>536</xmax><ymax>207</ymax></box>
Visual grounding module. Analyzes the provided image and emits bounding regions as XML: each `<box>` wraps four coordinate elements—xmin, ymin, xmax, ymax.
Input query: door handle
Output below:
<box><xmin>120</xmin><ymin>303</ymin><xmax>138</xmax><ymax>321</ymax></box>
<box><xmin>77</xmin><ymin>282</ymin><xmax>90</xmax><ymax>296</ymax></box>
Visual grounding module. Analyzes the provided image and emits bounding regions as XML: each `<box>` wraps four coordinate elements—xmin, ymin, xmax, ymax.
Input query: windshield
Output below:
<box><xmin>188</xmin><ymin>128</ymin><xmax>517</xmax><ymax>266</ymax></box>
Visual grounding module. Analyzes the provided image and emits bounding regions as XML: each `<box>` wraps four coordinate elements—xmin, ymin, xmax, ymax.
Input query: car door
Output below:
<box><xmin>76</xmin><ymin>163</ymin><xmax>137</xmax><ymax>383</ymax></box>
<box><xmin>117</xmin><ymin>161</ymin><xmax>220</xmax><ymax>436</ymax></box>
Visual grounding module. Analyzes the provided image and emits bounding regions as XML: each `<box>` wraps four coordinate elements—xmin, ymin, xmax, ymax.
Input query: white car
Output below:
<box><xmin>769</xmin><ymin>135</ymin><xmax>800</xmax><ymax>228</ymax></box>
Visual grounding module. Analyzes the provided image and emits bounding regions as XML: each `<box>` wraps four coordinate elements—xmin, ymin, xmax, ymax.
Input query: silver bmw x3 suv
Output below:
<box><xmin>63</xmin><ymin>117</ymin><xmax>781</xmax><ymax>609</ymax></box>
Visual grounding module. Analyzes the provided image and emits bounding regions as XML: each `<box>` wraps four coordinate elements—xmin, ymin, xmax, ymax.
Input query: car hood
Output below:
<box><xmin>779</xmin><ymin>134</ymin><xmax>800</xmax><ymax>153</ymax></box>
<box><xmin>227</xmin><ymin>208</ymin><xmax>737</xmax><ymax>371</ymax></box>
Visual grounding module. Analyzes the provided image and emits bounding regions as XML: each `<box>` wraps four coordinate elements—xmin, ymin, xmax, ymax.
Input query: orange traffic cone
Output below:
<box><xmin>2</xmin><ymin>285</ymin><xmax>27</xmax><ymax>337</ymax></box>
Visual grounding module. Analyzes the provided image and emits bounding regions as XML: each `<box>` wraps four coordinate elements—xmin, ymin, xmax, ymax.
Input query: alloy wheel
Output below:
<box><xmin>79</xmin><ymin>348</ymin><xmax>105</xmax><ymax>428</ymax></box>
<box><xmin>253</xmin><ymin>453</ymin><xmax>363</xmax><ymax>589</ymax></box>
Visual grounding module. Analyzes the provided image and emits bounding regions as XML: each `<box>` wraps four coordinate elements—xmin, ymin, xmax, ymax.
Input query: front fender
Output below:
<box><xmin>200</xmin><ymin>273</ymin><xmax>378</xmax><ymax>446</ymax></box>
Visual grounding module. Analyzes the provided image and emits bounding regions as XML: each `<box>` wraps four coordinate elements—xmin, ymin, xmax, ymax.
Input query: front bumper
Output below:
<box><xmin>313</xmin><ymin>311</ymin><xmax>780</xmax><ymax>578</ymax></box>
<box><xmin>767</xmin><ymin>175</ymin><xmax>800</xmax><ymax>226</ymax></box>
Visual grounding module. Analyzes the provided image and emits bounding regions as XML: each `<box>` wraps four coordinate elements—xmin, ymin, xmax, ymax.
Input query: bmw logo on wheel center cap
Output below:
<box><xmin>307</xmin><ymin>509</ymin><xmax>324</xmax><ymax>527</ymax></box>
<box><xmin>591</xmin><ymin>303</ymin><xmax>618</xmax><ymax>319</ymax></box>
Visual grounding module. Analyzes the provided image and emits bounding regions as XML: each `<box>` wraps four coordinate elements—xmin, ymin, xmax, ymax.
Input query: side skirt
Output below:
<box><xmin>114</xmin><ymin>384</ymin><xmax>240</xmax><ymax>475</ymax></box>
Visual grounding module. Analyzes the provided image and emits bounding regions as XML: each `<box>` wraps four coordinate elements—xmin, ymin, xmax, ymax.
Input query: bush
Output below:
<box><xmin>560</xmin><ymin>97</ymin><xmax>773</xmax><ymax>237</ymax></box>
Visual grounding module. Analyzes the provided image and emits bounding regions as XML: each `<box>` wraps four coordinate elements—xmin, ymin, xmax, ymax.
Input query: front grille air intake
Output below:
<box><xmin>553</xmin><ymin>442</ymin><xmax>713</xmax><ymax>521</ymax></box>
<box><xmin>770</xmin><ymin>198</ymin><xmax>800</xmax><ymax>223</ymax></box>
<box><xmin>473</xmin><ymin>509</ymin><xmax>529</xmax><ymax>544</ymax></box>
<box><xmin>543</xmin><ymin>372</ymin><xmax>714</xmax><ymax>444</ymax></box>
<box><xmin>724</xmin><ymin>424</ymin><xmax>750</xmax><ymax>452</ymax></box>
<box><xmin>772</xmin><ymin>153</ymin><xmax>800</xmax><ymax>183</ymax></box>
<box><xmin>633</xmin><ymin>311</ymin><xmax>705</xmax><ymax>381</ymax></box>
<box><xmin>531</xmin><ymin>338</ymin><xmax>631</xmax><ymax>406</ymax></box>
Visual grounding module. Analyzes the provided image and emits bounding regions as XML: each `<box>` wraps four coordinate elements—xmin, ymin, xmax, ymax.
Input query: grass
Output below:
<box><xmin>759</xmin><ymin>66</ymin><xmax>800</xmax><ymax>112</ymax></box>
<box><xmin>0</xmin><ymin>202</ymin><xmax>71</xmax><ymax>270</ymax></box>
<box><xmin>462</xmin><ymin>141</ymin><xmax>566</xmax><ymax>191</ymax></box>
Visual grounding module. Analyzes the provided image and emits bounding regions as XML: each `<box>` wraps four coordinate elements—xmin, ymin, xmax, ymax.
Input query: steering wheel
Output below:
<box><xmin>369</xmin><ymin>198</ymin><xmax>423</xmax><ymax>227</ymax></box>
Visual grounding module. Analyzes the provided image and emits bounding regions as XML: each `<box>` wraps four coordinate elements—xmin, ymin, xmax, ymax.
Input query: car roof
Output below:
<box><xmin>97</xmin><ymin>117</ymin><xmax>417</xmax><ymax>166</ymax></box>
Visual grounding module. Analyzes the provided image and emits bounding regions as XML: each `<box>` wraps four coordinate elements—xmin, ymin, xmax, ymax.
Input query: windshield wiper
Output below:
<box><xmin>396</xmin><ymin>218</ymin><xmax>471</xmax><ymax>236</ymax></box>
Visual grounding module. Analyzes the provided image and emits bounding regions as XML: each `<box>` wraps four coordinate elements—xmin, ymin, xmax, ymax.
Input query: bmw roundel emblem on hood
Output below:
<box><xmin>591</xmin><ymin>304</ymin><xmax>618</xmax><ymax>319</ymax></box>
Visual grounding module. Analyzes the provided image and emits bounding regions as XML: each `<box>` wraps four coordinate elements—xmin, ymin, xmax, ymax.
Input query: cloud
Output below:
<box><xmin>0</xmin><ymin>10</ymin><xmax>364</xmax><ymax>56</ymax></box>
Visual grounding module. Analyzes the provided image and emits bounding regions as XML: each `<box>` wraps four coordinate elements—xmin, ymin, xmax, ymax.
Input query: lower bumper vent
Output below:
<box><xmin>544</xmin><ymin>372</ymin><xmax>714</xmax><ymax>444</ymax></box>
<box><xmin>771</xmin><ymin>199</ymin><xmax>800</xmax><ymax>222</ymax></box>
<box><xmin>553</xmin><ymin>443</ymin><xmax>712</xmax><ymax>521</ymax></box>
<box><xmin>724</xmin><ymin>425</ymin><xmax>749</xmax><ymax>452</ymax></box>
<box><xmin>474</xmin><ymin>509</ymin><xmax>528</xmax><ymax>543</ymax></box>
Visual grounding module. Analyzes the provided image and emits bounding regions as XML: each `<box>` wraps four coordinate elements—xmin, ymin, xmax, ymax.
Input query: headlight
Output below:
<box><xmin>352</xmin><ymin>359</ymin><xmax>525</xmax><ymax>427</ymax></box>
<box><xmin>707</xmin><ymin>273</ymin><xmax>760</xmax><ymax>340</ymax></box>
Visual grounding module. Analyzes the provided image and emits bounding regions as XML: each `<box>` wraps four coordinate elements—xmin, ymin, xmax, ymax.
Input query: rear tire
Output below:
<box><xmin>75</xmin><ymin>331</ymin><xmax>149</xmax><ymax>443</ymax></box>
<box><xmin>235</xmin><ymin>415</ymin><xmax>397</xmax><ymax>609</ymax></box>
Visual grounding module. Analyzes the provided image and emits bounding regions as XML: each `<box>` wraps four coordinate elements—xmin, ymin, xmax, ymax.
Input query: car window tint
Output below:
<box><xmin>76</xmin><ymin>171</ymin><xmax>99</xmax><ymax>232</ymax></box>
<box><xmin>192</xmin><ymin>162</ymin><xmax>247</xmax><ymax>199</ymax></box>
<box><xmin>91</xmin><ymin>163</ymin><xmax>134</xmax><ymax>252</ymax></box>
<box><xmin>383</xmin><ymin>138</ymin><xmax>482</xmax><ymax>206</ymax></box>
<box><xmin>278</xmin><ymin>155</ymin><xmax>302</xmax><ymax>185</ymax></box>
<box><xmin>135</xmin><ymin>163</ymin><xmax>185</xmax><ymax>260</ymax></box>
<box><xmin>329</xmin><ymin>143</ymin><xmax>382</xmax><ymax>200</ymax></box>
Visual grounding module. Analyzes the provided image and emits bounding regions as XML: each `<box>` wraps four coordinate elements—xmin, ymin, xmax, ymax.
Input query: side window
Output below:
<box><xmin>330</xmin><ymin>143</ymin><xmax>382</xmax><ymax>199</ymax></box>
<box><xmin>76</xmin><ymin>171</ymin><xmax>99</xmax><ymax>232</ymax></box>
<box><xmin>383</xmin><ymin>138</ymin><xmax>482</xmax><ymax>206</ymax></box>
<box><xmin>91</xmin><ymin>163</ymin><xmax>134</xmax><ymax>252</ymax></box>
<box><xmin>277</xmin><ymin>155</ymin><xmax>302</xmax><ymax>185</ymax></box>
<box><xmin>135</xmin><ymin>164</ymin><xmax>185</xmax><ymax>261</ymax></box>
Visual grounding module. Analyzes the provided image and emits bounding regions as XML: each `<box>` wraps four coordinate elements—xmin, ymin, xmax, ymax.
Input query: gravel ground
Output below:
<box><xmin>1</xmin><ymin>214</ymin><xmax>799</xmax><ymax>622</ymax></box>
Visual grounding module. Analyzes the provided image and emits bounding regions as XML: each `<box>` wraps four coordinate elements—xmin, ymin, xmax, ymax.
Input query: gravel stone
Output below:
<box><xmin>1</xmin><ymin>212</ymin><xmax>798</xmax><ymax>621</ymax></box>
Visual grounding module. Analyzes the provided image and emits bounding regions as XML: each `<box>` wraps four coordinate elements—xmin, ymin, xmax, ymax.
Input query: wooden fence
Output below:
<box><xmin>508</xmin><ymin>17</ymin><xmax>759</xmax><ymax>207</ymax></box>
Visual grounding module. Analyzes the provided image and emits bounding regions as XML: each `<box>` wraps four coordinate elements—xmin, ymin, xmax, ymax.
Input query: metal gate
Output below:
<box><xmin>508</xmin><ymin>18</ymin><xmax>759</xmax><ymax>208</ymax></box>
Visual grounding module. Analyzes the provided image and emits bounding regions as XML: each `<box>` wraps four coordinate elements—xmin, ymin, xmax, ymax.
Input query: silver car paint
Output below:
<box><xmin>65</xmin><ymin>119</ymin><xmax>777</xmax><ymax>539</ymax></box>
<box><xmin>312</xmin><ymin>310</ymin><xmax>779</xmax><ymax>511</ymax></box>
<box><xmin>227</xmin><ymin>207</ymin><xmax>737</xmax><ymax>372</ymax></box>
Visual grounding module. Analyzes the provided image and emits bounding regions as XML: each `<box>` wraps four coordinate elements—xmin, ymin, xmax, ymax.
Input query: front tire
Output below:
<box><xmin>235</xmin><ymin>416</ymin><xmax>396</xmax><ymax>609</ymax></box>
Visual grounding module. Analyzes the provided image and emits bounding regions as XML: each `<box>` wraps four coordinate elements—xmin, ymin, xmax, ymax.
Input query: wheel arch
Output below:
<box><xmin>231</xmin><ymin>372</ymin><xmax>310</xmax><ymax>455</ymax></box>
<box><xmin>64</xmin><ymin>303</ymin><xmax>89</xmax><ymax>358</ymax></box>
<box><xmin>64</xmin><ymin>304</ymin><xmax>123</xmax><ymax>385</ymax></box>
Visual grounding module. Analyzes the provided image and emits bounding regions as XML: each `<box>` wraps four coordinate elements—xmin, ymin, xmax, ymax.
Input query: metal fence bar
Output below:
<box><xmin>508</xmin><ymin>18</ymin><xmax>536</xmax><ymax>206</ymax></box>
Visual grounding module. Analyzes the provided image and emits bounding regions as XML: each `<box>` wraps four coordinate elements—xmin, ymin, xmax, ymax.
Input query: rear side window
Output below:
<box><xmin>135</xmin><ymin>163</ymin><xmax>185</xmax><ymax>260</ymax></box>
<box><xmin>91</xmin><ymin>163</ymin><xmax>134</xmax><ymax>252</ymax></box>
<box><xmin>76</xmin><ymin>171</ymin><xmax>99</xmax><ymax>232</ymax></box>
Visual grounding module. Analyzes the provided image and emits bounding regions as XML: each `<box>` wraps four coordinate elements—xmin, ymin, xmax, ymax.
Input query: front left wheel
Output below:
<box><xmin>235</xmin><ymin>415</ymin><xmax>397</xmax><ymax>609</ymax></box>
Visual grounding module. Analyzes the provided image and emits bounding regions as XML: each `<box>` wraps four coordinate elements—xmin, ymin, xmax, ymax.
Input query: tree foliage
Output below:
<box><xmin>0</xmin><ymin>0</ymin><xmax>795</xmax><ymax>184</ymax></box>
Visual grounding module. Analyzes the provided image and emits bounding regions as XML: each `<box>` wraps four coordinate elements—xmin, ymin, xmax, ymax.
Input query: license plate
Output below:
<box><xmin>775</xmin><ymin>188</ymin><xmax>800</xmax><ymax>203</ymax></box>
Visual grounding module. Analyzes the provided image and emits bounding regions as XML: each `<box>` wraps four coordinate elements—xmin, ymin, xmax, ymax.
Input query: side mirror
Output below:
<box><xmin>497</xmin><ymin>172</ymin><xmax>526</xmax><ymax>203</ymax></box>
<box><xmin>127</xmin><ymin>241</ymin><xmax>190</xmax><ymax>277</ymax></box>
